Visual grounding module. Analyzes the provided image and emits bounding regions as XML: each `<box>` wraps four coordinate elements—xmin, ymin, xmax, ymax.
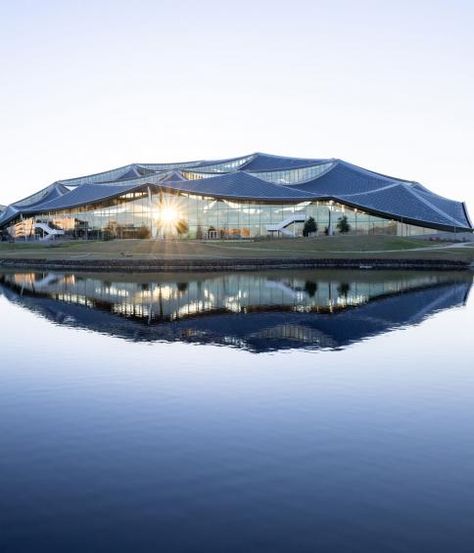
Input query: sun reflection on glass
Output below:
<box><xmin>160</xmin><ymin>206</ymin><xmax>179</xmax><ymax>225</ymax></box>
<box><xmin>155</xmin><ymin>198</ymin><xmax>185</xmax><ymax>235</ymax></box>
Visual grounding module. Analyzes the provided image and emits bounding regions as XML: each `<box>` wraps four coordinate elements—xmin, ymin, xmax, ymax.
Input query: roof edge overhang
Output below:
<box><xmin>2</xmin><ymin>187</ymin><xmax>472</xmax><ymax>233</ymax></box>
<box><xmin>319</xmin><ymin>195</ymin><xmax>474</xmax><ymax>233</ymax></box>
<box><xmin>461</xmin><ymin>202</ymin><xmax>473</xmax><ymax>230</ymax></box>
<box><xmin>20</xmin><ymin>183</ymin><xmax>150</xmax><ymax>217</ymax></box>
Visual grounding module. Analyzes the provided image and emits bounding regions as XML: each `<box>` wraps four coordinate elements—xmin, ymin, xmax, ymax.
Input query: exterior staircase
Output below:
<box><xmin>266</xmin><ymin>215</ymin><xmax>307</xmax><ymax>236</ymax></box>
<box><xmin>35</xmin><ymin>222</ymin><xmax>65</xmax><ymax>240</ymax></box>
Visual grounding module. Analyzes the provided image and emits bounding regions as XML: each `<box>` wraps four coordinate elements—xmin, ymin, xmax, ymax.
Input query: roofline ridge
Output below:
<box><xmin>252</xmin><ymin>152</ymin><xmax>320</xmax><ymax>161</ymax></box>
<box><xmin>338</xmin><ymin>160</ymin><xmax>417</xmax><ymax>185</ymax></box>
<box><xmin>247</xmin><ymin>158</ymin><xmax>336</xmax><ymax>173</ymax></box>
<box><xmin>58</xmin><ymin>163</ymin><xmax>136</xmax><ymax>184</ymax></box>
<box><xmin>196</xmin><ymin>153</ymin><xmax>255</xmax><ymax>167</ymax></box>
<box><xmin>336</xmin><ymin>181</ymin><xmax>402</xmax><ymax>198</ymax></box>
<box><xmin>11</xmin><ymin>182</ymin><xmax>69</xmax><ymax>208</ymax></box>
<box><xmin>24</xmin><ymin>181</ymin><xmax>149</xmax><ymax>213</ymax></box>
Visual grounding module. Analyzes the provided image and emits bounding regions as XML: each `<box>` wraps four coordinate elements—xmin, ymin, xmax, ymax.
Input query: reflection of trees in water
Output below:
<box><xmin>337</xmin><ymin>283</ymin><xmax>350</xmax><ymax>298</ymax></box>
<box><xmin>304</xmin><ymin>281</ymin><xmax>318</xmax><ymax>297</ymax></box>
<box><xmin>177</xmin><ymin>282</ymin><xmax>188</xmax><ymax>294</ymax></box>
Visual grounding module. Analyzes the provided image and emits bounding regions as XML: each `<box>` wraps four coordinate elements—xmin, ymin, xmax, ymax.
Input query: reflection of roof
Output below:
<box><xmin>0</xmin><ymin>272</ymin><xmax>470</xmax><ymax>353</ymax></box>
<box><xmin>0</xmin><ymin>153</ymin><xmax>472</xmax><ymax>232</ymax></box>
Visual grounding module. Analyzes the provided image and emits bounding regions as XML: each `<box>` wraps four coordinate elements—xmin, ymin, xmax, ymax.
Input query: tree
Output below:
<box><xmin>177</xmin><ymin>282</ymin><xmax>189</xmax><ymax>293</ymax></box>
<box><xmin>176</xmin><ymin>219</ymin><xmax>189</xmax><ymax>236</ymax></box>
<box><xmin>337</xmin><ymin>282</ymin><xmax>350</xmax><ymax>298</ymax></box>
<box><xmin>136</xmin><ymin>225</ymin><xmax>151</xmax><ymax>239</ymax></box>
<box><xmin>303</xmin><ymin>217</ymin><xmax>318</xmax><ymax>237</ymax></box>
<box><xmin>304</xmin><ymin>280</ymin><xmax>317</xmax><ymax>297</ymax></box>
<box><xmin>336</xmin><ymin>215</ymin><xmax>351</xmax><ymax>234</ymax></box>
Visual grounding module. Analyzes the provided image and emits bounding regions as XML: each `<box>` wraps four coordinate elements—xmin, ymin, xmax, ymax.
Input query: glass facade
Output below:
<box><xmin>249</xmin><ymin>163</ymin><xmax>335</xmax><ymax>185</ymax></box>
<box><xmin>9</xmin><ymin>189</ymin><xmax>443</xmax><ymax>240</ymax></box>
<box><xmin>197</xmin><ymin>156</ymin><xmax>254</xmax><ymax>173</ymax></box>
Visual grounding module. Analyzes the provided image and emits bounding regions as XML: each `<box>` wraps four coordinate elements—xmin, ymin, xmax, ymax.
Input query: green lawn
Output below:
<box><xmin>0</xmin><ymin>235</ymin><xmax>473</xmax><ymax>262</ymax></box>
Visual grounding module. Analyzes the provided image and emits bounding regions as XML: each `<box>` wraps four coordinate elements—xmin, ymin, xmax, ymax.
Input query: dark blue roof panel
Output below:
<box><xmin>0</xmin><ymin>153</ymin><xmax>471</xmax><ymax>232</ymax></box>
<box><xmin>23</xmin><ymin>182</ymin><xmax>147</xmax><ymax>212</ymax></box>
<box><xmin>0</xmin><ymin>205</ymin><xmax>20</xmax><ymax>227</ymax></box>
<box><xmin>160</xmin><ymin>172</ymin><xmax>315</xmax><ymax>201</ymax></box>
<box><xmin>409</xmin><ymin>187</ymin><xmax>469</xmax><ymax>225</ymax></box>
<box><xmin>13</xmin><ymin>183</ymin><xmax>70</xmax><ymax>209</ymax></box>
<box><xmin>294</xmin><ymin>161</ymin><xmax>394</xmax><ymax>196</ymax></box>
<box><xmin>242</xmin><ymin>153</ymin><xmax>323</xmax><ymax>171</ymax></box>
<box><xmin>339</xmin><ymin>184</ymin><xmax>461</xmax><ymax>227</ymax></box>
<box><xmin>294</xmin><ymin>161</ymin><xmax>471</xmax><ymax>230</ymax></box>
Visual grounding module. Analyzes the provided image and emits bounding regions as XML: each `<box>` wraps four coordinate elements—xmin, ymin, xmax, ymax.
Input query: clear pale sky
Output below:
<box><xmin>0</xmin><ymin>0</ymin><xmax>473</xmax><ymax>208</ymax></box>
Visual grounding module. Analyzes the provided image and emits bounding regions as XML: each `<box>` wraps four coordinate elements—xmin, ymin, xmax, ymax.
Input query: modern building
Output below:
<box><xmin>0</xmin><ymin>153</ymin><xmax>471</xmax><ymax>240</ymax></box>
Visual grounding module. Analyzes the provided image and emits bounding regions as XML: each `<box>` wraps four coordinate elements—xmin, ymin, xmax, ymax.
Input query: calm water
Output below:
<box><xmin>1</xmin><ymin>269</ymin><xmax>473</xmax><ymax>552</ymax></box>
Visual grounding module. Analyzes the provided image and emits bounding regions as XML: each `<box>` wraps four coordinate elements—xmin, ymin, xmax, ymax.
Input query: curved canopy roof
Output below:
<box><xmin>0</xmin><ymin>153</ymin><xmax>471</xmax><ymax>232</ymax></box>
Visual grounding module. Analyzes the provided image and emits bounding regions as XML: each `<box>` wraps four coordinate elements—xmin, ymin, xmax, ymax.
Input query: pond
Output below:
<box><xmin>1</xmin><ymin>269</ymin><xmax>473</xmax><ymax>552</ymax></box>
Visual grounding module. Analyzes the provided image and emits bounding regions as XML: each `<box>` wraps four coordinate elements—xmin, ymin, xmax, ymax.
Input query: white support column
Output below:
<box><xmin>147</xmin><ymin>186</ymin><xmax>154</xmax><ymax>238</ymax></box>
<box><xmin>328</xmin><ymin>202</ymin><xmax>334</xmax><ymax>236</ymax></box>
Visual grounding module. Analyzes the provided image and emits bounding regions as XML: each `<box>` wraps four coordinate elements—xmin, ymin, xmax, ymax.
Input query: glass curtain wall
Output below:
<box><xmin>13</xmin><ymin>190</ymin><xmax>441</xmax><ymax>240</ymax></box>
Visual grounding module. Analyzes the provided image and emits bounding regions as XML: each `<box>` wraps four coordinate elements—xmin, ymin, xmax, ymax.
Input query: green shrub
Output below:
<box><xmin>336</xmin><ymin>215</ymin><xmax>351</xmax><ymax>233</ymax></box>
<box><xmin>303</xmin><ymin>217</ymin><xmax>318</xmax><ymax>237</ymax></box>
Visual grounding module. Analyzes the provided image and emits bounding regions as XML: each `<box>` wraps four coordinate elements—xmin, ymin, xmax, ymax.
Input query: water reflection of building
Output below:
<box><xmin>0</xmin><ymin>270</ymin><xmax>471</xmax><ymax>352</ymax></box>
